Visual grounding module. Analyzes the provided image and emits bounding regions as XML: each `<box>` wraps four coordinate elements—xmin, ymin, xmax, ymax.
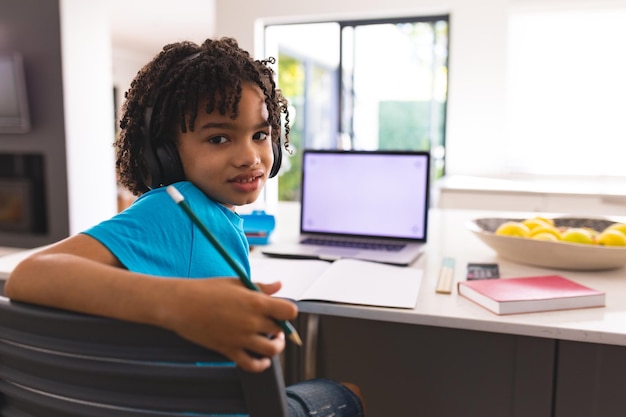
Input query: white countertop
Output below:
<box><xmin>262</xmin><ymin>203</ymin><xmax>626</xmax><ymax>347</ymax></box>
<box><xmin>3</xmin><ymin>203</ymin><xmax>626</xmax><ymax>347</ymax></box>
<box><xmin>435</xmin><ymin>174</ymin><xmax>626</xmax><ymax>198</ymax></box>
<box><xmin>0</xmin><ymin>247</ymin><xmax>23</xmax><ymax>257</ymax></box>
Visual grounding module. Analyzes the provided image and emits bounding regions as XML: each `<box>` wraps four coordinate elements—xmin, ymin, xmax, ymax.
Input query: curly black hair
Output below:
<box><xmin>116</xmin><ymin>37</ymin><xmax>291</xmax><ymax>196</ymax></box>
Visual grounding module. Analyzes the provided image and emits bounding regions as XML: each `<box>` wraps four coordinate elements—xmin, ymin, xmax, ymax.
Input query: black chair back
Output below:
<box><xmin>0</xmin><ymin>295</ymin><xmax>289</xmax><ymax>417</ymax></box>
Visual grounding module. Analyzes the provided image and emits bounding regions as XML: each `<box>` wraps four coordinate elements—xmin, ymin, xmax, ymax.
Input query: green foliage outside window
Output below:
<box><xmin>277</xmin><ymin>54</ymin><xmax>304</xmax><ymax>201</ymax></box>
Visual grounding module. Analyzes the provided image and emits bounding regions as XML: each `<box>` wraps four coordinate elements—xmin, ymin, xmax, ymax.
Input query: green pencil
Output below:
<box><xmin>166</xmin><ymin>185</ymin><xmax>302</xmax><ymax>346</ymax></box>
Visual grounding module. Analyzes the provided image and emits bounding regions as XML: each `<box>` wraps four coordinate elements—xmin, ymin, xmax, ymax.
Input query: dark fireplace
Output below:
<box><xmin>0</xmin><ymin>153</ymin><xmax>46</xmax><ymax>234</ymax></box>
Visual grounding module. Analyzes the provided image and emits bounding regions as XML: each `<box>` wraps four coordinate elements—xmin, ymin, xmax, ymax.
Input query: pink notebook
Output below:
<box><xmin>458</xmin><ymin>275</ymin><xmax>605</xmax><ymax>315</ymax></box>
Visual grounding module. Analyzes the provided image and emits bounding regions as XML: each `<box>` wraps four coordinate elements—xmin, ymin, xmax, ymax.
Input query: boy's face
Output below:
<box><xmin>177</xmin><ymin>84</ymin><xmax>274</xmax><ymax>209</ymax></box>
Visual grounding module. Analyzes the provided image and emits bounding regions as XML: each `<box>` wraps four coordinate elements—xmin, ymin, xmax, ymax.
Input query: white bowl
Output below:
<box><xmin>467</xmin><ymin>217</ymin><xmax>626</xmax><ymax>271</ymax></box>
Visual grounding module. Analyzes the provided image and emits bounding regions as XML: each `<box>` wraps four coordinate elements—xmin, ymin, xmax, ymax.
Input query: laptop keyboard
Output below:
<box><xmin>301</xmin><ymin>237</ymin><xmax>406</xmax><ymax>252</ymax></box>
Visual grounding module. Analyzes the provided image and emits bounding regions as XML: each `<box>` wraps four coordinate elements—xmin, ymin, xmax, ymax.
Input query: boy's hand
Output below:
<box><xmin>158</xmin><ymin>277</ymin><xmax>298</xmax><ymax>372</ymax></box>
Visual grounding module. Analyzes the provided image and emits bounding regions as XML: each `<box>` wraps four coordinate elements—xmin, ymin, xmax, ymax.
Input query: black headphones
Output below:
<box><xmin>140</xmin><ymin>54</ymin><xmax>283</xmax><ymax>190</ymax></box>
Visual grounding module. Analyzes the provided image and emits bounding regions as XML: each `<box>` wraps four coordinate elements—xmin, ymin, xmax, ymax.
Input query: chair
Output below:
<box><xmin>0</xmin><ymin>295</ymin><xmax>289</xmax><ymax>417</ymax></box>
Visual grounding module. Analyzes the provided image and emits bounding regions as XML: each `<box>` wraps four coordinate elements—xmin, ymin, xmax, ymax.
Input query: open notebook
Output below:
<box><xmin>262</xmin><ymin>150</ymin><xmax>430</xmax><ymax>266</ymax></box>
<box><xmin>250</xmin><ymin>257</ymin><xmax>422</xmax><ymax>309</ymax></box>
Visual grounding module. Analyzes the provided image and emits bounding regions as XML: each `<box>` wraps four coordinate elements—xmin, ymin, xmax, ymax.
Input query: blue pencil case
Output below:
<box><xmin>241</xmin><ymin>210</ymin><xmax>276</xmax><ymax>245</ymax></box>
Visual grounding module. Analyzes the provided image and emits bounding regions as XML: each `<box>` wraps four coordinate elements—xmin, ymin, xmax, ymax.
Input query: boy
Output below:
<box><xmin>5</xmin><ymin>37</ymin><xmax>364</xmax><ymax>417</ymax></box>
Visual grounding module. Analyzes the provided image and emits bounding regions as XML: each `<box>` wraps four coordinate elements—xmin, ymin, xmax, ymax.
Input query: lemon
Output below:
<box><xmin>560</xmin><ymin>228</ymin><xmax>595</xmax><ymax>245</ymax></box>
<box><xmin>531</xmin><ymin>232</ymin><xmax>560</xmax><ymax>241</ymax></box>
<box><xmin>596</xmin><ymin>229</ymin><xmax>626</xmax><ymax>246</ymax></box>
<box><xmin>581</xmin><ymin>227</ymin><xmax>599</xmax><ymax>240</ymax></box>
<box><xmin>530</xmin><ymin>226</ymin><xmax>561</xmax><ymax>240</ymax></box>
<box><xmin>522</xmin><ymin>217</ymin><xmax>552</xmax><ymax>231</ymax></box>
<box><xmin>605</xmin><ymin>223</ymin><xmax>626</xmax><ymax>236</ymax></box>
<box><xmin>495</xmin><ymin>221</ymin><xmax>531</xmax><ymax>238</ymax></box>
<box><xmin>534</xmin><ymin>216</ymin><xmax>555</xmax><ymax>227</ymax></box>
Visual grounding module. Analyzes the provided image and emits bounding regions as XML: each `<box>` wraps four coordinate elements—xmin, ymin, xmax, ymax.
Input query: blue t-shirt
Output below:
<box><xmin>83</xmin><ymin>181</ymin><xmax>250</xmax><ymax>278</ymax></box>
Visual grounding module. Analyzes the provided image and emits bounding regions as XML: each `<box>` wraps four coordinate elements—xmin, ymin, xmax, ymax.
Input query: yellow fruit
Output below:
<box><xmin>560</xmin><ymin>228</ymin><xmax>595</xmax><ymax>245</ymax></box>
<box><xmin>605</xmin><ymin>223</ymin><xmax>626</xmax><ymax>236</ymax></box>
<box><xmin>581</xmin><ymin>227</ymin><xmax>599</xmax><ymax>239</ymax></box>
<box><xmin>534</xmin><ymin>216</ymin><xmax>555</xmax><ymax>227</ymax></box>
<box><xmin>531</xmin><ymin>232</ymin><xmax>560</xmax><ymax>241</ymax></box>
<box><xmin>522</xmin><ymin>218</ymin><xmax>552</xmax><ymax>231</ymax></box>
<box><xmin>495</xmin><ymin>221</ymin><xmax>531</xmax><ymax>238</ymax></box>
<box><xmin>596</xmin><ymin>229</ymin><xmax>626</xmax><ymax>246</ymax></box>
<box><xmin>530</xmin><ymin>226</ymin><xmax>561</xmax><ymax>240</ymax></box>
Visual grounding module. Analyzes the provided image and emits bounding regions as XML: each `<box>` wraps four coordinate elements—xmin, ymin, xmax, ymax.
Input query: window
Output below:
<box><xmin>265</xmin><ymin>16</ymin><xmax>449</xmax><ymax>201</ymax></box>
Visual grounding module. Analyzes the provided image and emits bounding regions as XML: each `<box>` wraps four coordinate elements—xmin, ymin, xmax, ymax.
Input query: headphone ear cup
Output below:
<box><xmin>141</xmin><ymin>141</ymin><xmax>162</xmax><ymax>190</ymax></box>
<box><xmin>269</xmin><ymin>140</ymin><xmax>282</xmax><ymax>178</ymax></box>
<box><xmin>141</xmin><ymin>106</ymin><xmax>161</xmax><ymax>189</ymax></box>
<box><xmin>153</xmin><ymin>142</ymin><xmax>185</xmax><ymax>187</ymax></box>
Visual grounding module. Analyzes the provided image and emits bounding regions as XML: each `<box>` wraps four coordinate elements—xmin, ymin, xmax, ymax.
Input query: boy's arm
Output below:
<box><xmin>4</xmin><ymin>234</ymin><xmax>298</xmax><ymax>372</ymax></box>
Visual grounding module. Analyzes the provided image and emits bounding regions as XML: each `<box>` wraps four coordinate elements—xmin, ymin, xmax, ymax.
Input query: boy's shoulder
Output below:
<box><xmin>136</xmin><ymin>182</ymin><xmax>206</xmax><ymax>205</ymax></box>
<box><xmin>132</xmin><ymin>182</ymin><xmax>230</xmax><ymax>220</ymax></box>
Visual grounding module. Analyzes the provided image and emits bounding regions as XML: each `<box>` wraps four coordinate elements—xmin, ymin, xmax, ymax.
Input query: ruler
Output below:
<box><xmin>436</xmin><ymin>257</ymin><xmax>456</xmax><ymax>294</ymax></box>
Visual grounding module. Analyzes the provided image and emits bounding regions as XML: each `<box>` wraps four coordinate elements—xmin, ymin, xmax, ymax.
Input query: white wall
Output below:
<box><xmin>60</xmin><ymin>0</ymin><xmax>118</xmax><ymax>234</ymax></box>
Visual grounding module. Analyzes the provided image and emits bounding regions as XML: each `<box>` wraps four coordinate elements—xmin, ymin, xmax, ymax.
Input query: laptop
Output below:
<box><xmin>262</xmin><ymin>149</ymin><xmax>430</xmax><ymax>266</ymax></box>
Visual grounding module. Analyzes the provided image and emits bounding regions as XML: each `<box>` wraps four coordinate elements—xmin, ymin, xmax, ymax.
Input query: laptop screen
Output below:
<box><xmin>300</xmin><ymin>150</ymin><xmax>430</xmax><ymax>241</ymax></box>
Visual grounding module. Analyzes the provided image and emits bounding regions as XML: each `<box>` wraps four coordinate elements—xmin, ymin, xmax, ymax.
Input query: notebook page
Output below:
<box><xmin>250</xmin><ymin>257</ymin><xmax>331</xmax><ymax>300</ymax></box>
<box><xmin>300</xmin><ymin>258</ymin><xmax>422</xmax><ymax>308</ymax></box>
